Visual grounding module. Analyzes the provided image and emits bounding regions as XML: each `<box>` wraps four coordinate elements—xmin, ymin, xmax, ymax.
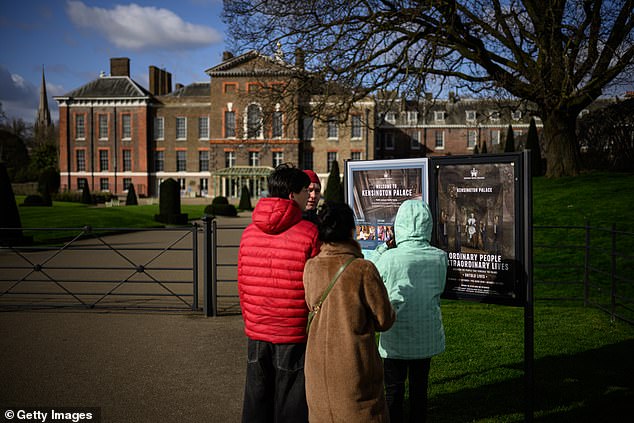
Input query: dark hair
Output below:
<box><xmin>268</xmin><ymin>163</ymin><xmax>310</xmax><ymax>198</ymax></box>
<box><xmin>317</xmin><ymin>201</ymin><xmax>355</xmax><ymax>242</ymax></box>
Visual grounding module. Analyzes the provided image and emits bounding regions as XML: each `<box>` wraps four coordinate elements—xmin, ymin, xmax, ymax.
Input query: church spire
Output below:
<box><xmin>34</xmin><ymin>66</ymin><xmax>52</xmax><ymax>136</ymax></box>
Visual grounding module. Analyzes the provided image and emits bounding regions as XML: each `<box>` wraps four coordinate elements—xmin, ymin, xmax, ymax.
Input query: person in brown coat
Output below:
<box><xmin>303</xmin><ymin>201</ymin><xmax>396</xmax><ymax>422</ymax></box>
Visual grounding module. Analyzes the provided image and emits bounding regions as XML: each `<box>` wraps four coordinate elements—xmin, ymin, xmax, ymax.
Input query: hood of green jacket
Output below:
<box><xmin>394</xmin><ymin>199</ymin><xmax>432</xmax><ymax>246</ymax></box>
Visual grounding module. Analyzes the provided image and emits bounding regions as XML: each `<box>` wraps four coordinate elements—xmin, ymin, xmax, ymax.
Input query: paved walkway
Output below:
<box><xmin>0</xmin><ymin>309</ymin><xmax>246</xmax><ymax>422</ymax></box>
<box><xmin>0</xmin><ymin>214</ymin><xmax>253</xmax><ymax>422</ymax></box>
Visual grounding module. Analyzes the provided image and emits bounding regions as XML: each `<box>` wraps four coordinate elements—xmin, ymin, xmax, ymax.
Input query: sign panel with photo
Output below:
<box><xmin>345</xmin><ymin>158</ymin><xmax>429</xmax><ymax>253</ymax></box>
<box><xmin>432</xmin><ymin>155</ymin><xmax>525</xmax><ymax>306</ymax></box>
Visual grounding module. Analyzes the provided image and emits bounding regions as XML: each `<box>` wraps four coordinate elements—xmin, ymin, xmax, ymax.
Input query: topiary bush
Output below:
<box><xmin>238</xmin><ymin>186</ymin><xmax>253</xmax><ymax>210</ymax></box>
<box><xmin>126</xmin><ymin>184</ymin><xmax>138</xmax><ymax>206</ymax></box>
<box><xmin>21</xmin><ymin>194</ymin><xmax>48</xmax><ymax>207</ymax></box>
<box><xmin>204</xmin><ymin>203</ymin><xmax>238</xmax><ymax>217</ymax></box>
<box><xmin>212</xmin><ymin>196</ymin><xmax>229</xmax><ymax>205</ymax></box>
<box><xmin>37</xmin><ymin>167</ymin><xmax>60</xmax><ymax>195</ymax></box>
<box><xmin>0</xmin><ymin>162</ymin><xmax>31</xmax><ymax>245</ymax></box>
<box><xmin>154</xmin><ymin>178</ymin><xmax>188</xmax><ymax>225</ymax></box>
<box><xmin>81</xmin><ymin>185</ymin><xmax>92</xmax><ymax>204</ymax></box>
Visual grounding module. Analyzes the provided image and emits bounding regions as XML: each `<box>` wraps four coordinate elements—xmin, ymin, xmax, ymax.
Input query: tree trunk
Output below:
<box><xmin>541</xmin><ymin>111</ymin><xmax>580</xmax><ymax>177</ymax></box>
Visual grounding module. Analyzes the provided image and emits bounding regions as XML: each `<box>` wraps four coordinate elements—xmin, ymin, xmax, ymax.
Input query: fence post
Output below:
<box><xmin>611</xmin><ymin>223</ymin><xmax>617</xmax><ymax>322</ymax></box>
<box><xmin>584</xmin><ymin>220</ymin><xmax>590</xmax><ymax>307</ymax></box>
<box><xmin>203</xmin><ymin>215</ymin><xmax>217</xmax><ymax>317</ymax></box>
<box><xmin>192</xmin><ymin>222</ymin><xmax>198</xmax><ymax>311</ymax></box>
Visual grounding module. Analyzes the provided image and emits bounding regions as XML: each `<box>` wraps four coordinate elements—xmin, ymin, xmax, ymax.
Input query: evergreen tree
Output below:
<box><xmin>324</xmin><ymin>160</ymin><xmax>344</xmax><ymax>203</ymax></box>
<box><xmin>504</xmin><ymin>125</ymin><xmax>515</xmax><ymax>152</ymax></box>
<box><xmin>125</xmin><ymin>183</ymin><xmax>138</xmax><ymax>206</ymax></box>
<box><xmin>81</xmin><ymin>184</ymin><xmax>92</xmax><ymax>204</ymax></box>
<box><xmin>0</xmin><ymin>162</ymin><xmax>30</xmax><ymax>245</ymax></box>
<box><xmin>238</xmin><ymin>185</ymin><xmax>253</xmax><ymax>210</ymax></box>
<box><xmin>473</xmin><ymin>143</ymin><xmax>480</xmax><ymax>155</ymax></box>
<box><xmin>481</xmin><ymin>140</ymin><xmax>488</xmax><ymax>154</ymax></box>
<box><xmin>526</xmin><ymin>117</ymin><xmax>544</xmax><ymax>176</ymax></box>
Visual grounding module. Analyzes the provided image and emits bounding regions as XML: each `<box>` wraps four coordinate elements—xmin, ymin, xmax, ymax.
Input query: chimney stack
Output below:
<box><xmin>110</xmin><ymin>57</ymin><xmax>130</xmax><ymax>77</ymax></box>
<box><xmin>148</xmin><ymin>65</ymin><xmax>173</xmax><ymax>95</ymax></box>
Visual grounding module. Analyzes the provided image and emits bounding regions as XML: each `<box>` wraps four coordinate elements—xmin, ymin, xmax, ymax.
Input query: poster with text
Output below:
<box><xmin>345</xmin><ymin>158</ymin><xmax>428</xmax><ymax>252</ymax></box>
<box><xmin>434</xmin><ymin>156</ymin><xmax>525</xmax><ymax>306</ymax></box>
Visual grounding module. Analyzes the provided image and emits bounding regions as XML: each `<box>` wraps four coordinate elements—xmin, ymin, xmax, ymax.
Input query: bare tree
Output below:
<box><xmin>223</xmin><ymin>0</ymin><xmax>634</xmax><ymax>177</ymax></box>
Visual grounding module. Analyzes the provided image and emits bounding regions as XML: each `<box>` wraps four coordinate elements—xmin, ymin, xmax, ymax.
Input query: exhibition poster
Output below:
<box><xmin>345</xmin><ymin>158</ymin><xmax>428</xmax><ymax>253</ymax></box>
<box><xmin>434</xmin><ymin>156</ymin><xmax>525</xmax><ymax>306</ymax></box>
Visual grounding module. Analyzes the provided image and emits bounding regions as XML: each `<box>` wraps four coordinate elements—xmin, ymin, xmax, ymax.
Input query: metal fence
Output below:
<box><xmin>0</xmin><ymin>225</ymin><xmax>200</xmax><ymax>311</ymax></box>
<box><xmin>2</xmin><ymin>221</ymin><xmax>632</xmax><ymax>323</ymax></box>
<box><xmin>533</xmin><ymin>224</ymin><xmax>634</xmax><ymax>324</ymax></box>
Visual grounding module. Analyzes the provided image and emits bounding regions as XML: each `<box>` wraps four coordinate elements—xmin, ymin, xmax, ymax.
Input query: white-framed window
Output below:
<box><xmin>410</xmin><ymin>131</ymin><xmax>421</xmax><ymax>150</ymax></box>
<box><xmin>351</xmin><ymin>151</ymin><xmax>362</xmax><ymax>161</ymax></box>
<box><xmin>578</xmin><ymin>109</ymin><xmax>590</xmax><ymax>118</ymax></box>
<box><xmin>514</xmin><ymin>129</ymin><xmax>523</xmax><ymax>139</ymax></box>
<box><xmin>77</xmin><ymin>178</ymin><xmax>87</xmax><ymax>191</ymax></box>
<box><xmin>303</xmin><ymin>116</ymin><xmax>314</xmax><ymax>140</ymax></box>
<box><xmin>225</xmin><ymin>111</ymin><xmax>236</xmax><ymax>138</ymax></box>
<box><xmin>385</xmin><ymin>112</ymin><xmax>397</xmax><ymax>124</ymax></box>
<box><xmin>406</xmin><ymin>111</ymin><xmax>418</xmax><ymax>125</ymax></box>
<box><xmin>198</xmin><ymin>116</ymin><xmax>209</xmax><ymax>140</ymax></box>
<box><xmin>490</xmin><ymin>111</ymin><xmax>500</xmax><ymax>122</ymax></box>
<box><xmin>176</xmin><ymin>117</ymin><xmax>187</xmax><ymax>140</ymax></box>
<box><xmin>351</xmin><ymin>115</ymin><xmax>362</xmax><ymax>139</ymax></box>
<box><xmin>466</xmin><ymin>110</ymin><xmax>477</xmax><ymax>122</ymax></box>
<box><xmin>176</xmin><ymin>151</ymin><xmax>187</xmax><ymax>172</ymax></box>
<box><xmin>178</xmin><ymin>178</ymin><xmax>186</xmax><ymax>192</ymax></box>
<box><xmin>327</xmin><ymin>152</ymin><xmax>338</xmax><ymax>172</ymax></box>
<box><xmin>434</xmin><ymin>111</ymin><xmax>446</xmax><ymax>122</ymax></box>
<box><xmin>76</xmin><ymin>149</ymin><xmax>86</xmax><ymax>172</ymax></box>
<box><xmin>246</xmin><ymin>104</ymin><xmax>263</xmax><ymax>138</ymax></box>
<box><xmin>122</xmin><ymin>114</ymin><xmax>131</xmax><ymax>139</ymax></box>
<box><xmin>99</xmin><ymin>150</ymin><xmax>109</xmax><ymax>172</ymax></box>
<box><xmin>154</xmin><ymin>117</ymin><xmax>164</xmax><ymax>140</ymax></box>
<box><xmin>327</xmin><ymin>116</ymin><xmax>338</xmax><ymax>139</ymax></box>
<box><xmin>490</xmin><ymin>129</ymin><xmax>501</xmax><ymax>145</ymax></box>
<box><xmin>75</xmin><ymin>114</ymin><xmax>85</xmax><ymax>139</ymax></box>
<box><xmin>155</xmin><ymin>151</ymin><xmax>164</xmax><ymax>172</ymax></box>
<box><xmin>100</xmin><ymin>178</ymin><xmax>109</xmax><ymax>192</ymax></box>
<box><xmin>249</xmin><ymin>151</ymin><xmax>260</xmax><ymax>167</ymax></box>
<box><xmin>467</xmin><ymin>130</ymin><xmax>477</xmax><ymax>149</ymax></box>
<box><xmin>199</xmin><ymin>150</ymin><xmax>209</xmax><ymax>172</ymax></box>
<box><xmin>123</xmin><ymin>178</ymin><xmax>132</xmax><ymax>191</ymax></box>
<box><xmin>225</xmin><ymin>151</ymin><xmax>235</xmax><ymax>168</ymax></box>
<box><xmin>384</xmin><ymin>133</ymin><xmax>395</xmax><ymax>150</ymax></box>
<box><xmin>435</xmin><ymin>130</ymin><xmax>445</xmax><ymax>149</ymax></box>
<box><xmin>200</xmin><ymin>178</ymin><xmax>208</xmax><ymax>194</ymax></box>
<box><xmin>512</xmin><ymin>110</ymin><xmax>522</xmax><ymax>120</ymax></box>
<box><xmin>122</xmin><ymin>149</ymin><xmax>132</xmax><ymax>172</ymax></box>
<box><xmin>98</xmin><ymin>115</ymin><xmax>108</xmax><ymax>140</ymax></box>
<box><xmin>272</xmin><ymin>151</ymin><xmax>284</xmax><ymax>168</ymax></box>
<box><xmin>272</xmin><ymin>111</ymin><xmax>283</xmax><ymax>138</ymax></box>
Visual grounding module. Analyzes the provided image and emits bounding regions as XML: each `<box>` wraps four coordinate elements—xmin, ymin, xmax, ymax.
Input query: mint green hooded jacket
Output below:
<box><xmin>372</xmin><ymin>200</ymin><xmax>448</xmax><ymax>359</ymax></box>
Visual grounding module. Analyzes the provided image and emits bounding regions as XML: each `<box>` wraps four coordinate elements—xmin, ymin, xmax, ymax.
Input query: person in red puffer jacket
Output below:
<box><xmin>238</xmin><ymin>163</ymin><xmax>321</xmax><ymax>423</ymax></box>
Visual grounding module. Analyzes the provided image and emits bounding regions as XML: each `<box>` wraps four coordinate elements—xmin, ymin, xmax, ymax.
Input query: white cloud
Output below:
<box><xmin>66</xmin><ymin>1</ymin><xmax>223</xmax><ymax>51</ymax></box>
<box><xmin>0</xmin><ymin>66</ymin><xmax>61</xmax><ymax>124</ymax></box>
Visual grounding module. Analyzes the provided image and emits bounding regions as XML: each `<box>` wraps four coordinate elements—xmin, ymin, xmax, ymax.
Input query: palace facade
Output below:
<box><xmin>55</xmin><ymin>52</ymin><xmax>545</xmax><ymax>199</ymax></box>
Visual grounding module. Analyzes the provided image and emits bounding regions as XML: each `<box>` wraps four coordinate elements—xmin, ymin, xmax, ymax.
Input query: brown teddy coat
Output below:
<box><xmin>303</xmin><ymin>240</ymin><xmax>396</xmax><ymax>422</ymax></box>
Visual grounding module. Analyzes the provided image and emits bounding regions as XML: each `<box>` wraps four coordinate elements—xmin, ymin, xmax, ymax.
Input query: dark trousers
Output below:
<box><xmin>241</xmin><ymin>339</ymin><xmax>308</xmax><ymax>423</ymax></box>
<box><xmin>384</xmin><ymin>358</ymin><xmax>432</xmax><ymax>423</ymax></box>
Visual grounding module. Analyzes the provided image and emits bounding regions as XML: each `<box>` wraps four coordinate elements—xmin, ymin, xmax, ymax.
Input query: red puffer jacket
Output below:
<box><xmin>238</xmin><ymin>197</ymin><xmax>320</xmax><ymax>344</ymax></box>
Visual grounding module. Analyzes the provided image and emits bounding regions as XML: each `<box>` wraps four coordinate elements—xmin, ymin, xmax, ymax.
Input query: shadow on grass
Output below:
<box><xmin>423</xmin><ymin>339</ymin><xmax>634</xmax><ymax>422</ymax></box>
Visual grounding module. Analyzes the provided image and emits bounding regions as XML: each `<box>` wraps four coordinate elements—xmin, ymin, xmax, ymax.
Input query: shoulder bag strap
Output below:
<box><xmin>307</xmin><ymin>256</ymin><xmax>357</xmax><ymax>334</ymax></box>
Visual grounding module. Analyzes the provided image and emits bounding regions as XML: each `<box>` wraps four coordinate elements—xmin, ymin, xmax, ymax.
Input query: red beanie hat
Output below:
<box><xmin>303</xmin><ymin>170</ymin><xmax>320</xmax><ymax>185</ymax></box>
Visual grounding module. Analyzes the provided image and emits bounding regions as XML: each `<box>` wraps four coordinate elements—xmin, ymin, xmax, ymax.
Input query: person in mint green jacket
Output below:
<box><xmin>371</xmin><ymin>199</ymin><xmax>448</xmax><ymax>423</ymax></box>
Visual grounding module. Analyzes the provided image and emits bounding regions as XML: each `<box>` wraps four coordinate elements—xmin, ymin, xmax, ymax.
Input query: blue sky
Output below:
<box><xmin>1</xmin><ymin>0</ymin><xmax>228</xmax><ymax>125</ymax></box>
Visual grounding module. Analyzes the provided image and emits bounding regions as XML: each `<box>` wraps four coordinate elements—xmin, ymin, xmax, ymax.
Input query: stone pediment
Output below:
<box><xmin>205</xmin><ymin>50</ymin><xmax>296</xmax><ymax>78</ymax></box>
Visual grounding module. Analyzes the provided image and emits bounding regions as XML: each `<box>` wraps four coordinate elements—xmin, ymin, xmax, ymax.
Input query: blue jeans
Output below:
<box><xmin>384</xmin><ymin>358</ymin><xmax>432</xmax><ymax>423</ymax></box>
<box><xmin>241</xmin><ymin>339</ymin><xmax>308</xmax><ymax>423</ymax></box>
